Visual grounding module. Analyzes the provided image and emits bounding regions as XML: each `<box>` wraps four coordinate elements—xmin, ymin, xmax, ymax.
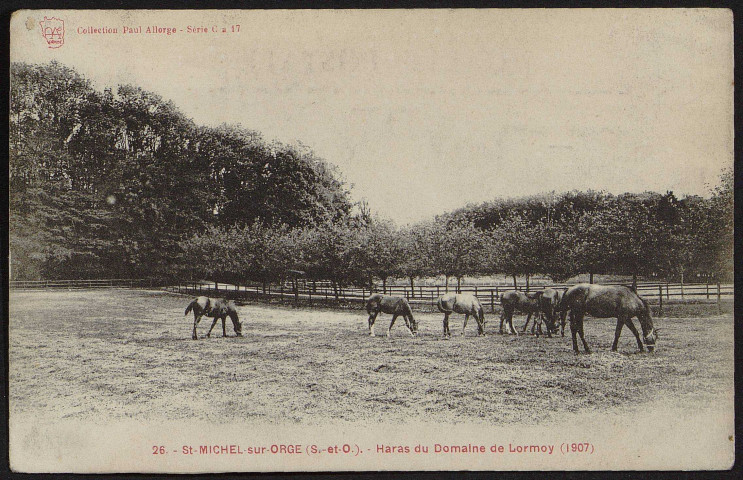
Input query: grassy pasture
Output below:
<box><xmin>8</xmin><ymin>289</ymin><xmax>734</xmax><ymax>425</ymax></box>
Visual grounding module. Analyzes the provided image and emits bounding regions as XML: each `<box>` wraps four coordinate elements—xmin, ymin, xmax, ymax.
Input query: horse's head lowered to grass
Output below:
<box><xmin>635</xmin><ymin>296</ymin><xmax>657</xmax><ymax>352</ymax></box>
<box><xmin>558</xmin><ymin>283</ymin><xmax>658</xmax><ymax>354</ymax></box>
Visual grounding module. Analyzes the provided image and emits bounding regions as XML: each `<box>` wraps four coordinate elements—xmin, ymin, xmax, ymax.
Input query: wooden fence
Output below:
<box><xmin>9</xmin><ymin>279</ymin><xmax>151</xmax><ymax>289</ymax></box>
<box><xmin>9</xmin><ymin>277</ymin><xmax>733</xmax><ymax>314</ymax></box>
<box><xmin>167</xmin><ymin>280</ymin><xmax>734</xmax><ymax>313</ymax></box>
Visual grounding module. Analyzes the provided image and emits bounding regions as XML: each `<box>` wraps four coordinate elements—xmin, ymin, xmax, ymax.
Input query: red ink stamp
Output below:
<box><xmin>39</xmin><ymin>16</ymin><xmax>64</xmax><ymax>48</ymax></box>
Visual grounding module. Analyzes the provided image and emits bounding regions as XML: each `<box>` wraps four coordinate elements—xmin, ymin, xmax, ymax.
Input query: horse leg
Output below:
<box><xmin>206</xmin><ymin>317</ymin><xmax>219</xmax><ymax>338</ymax></box>
<box><xmin>368</xmin><ymin>312</ymin><xmax>378</xmax><ymax>336</ymax></box>
<box><xmin>569</xmin><ymin>311</ymin><xmax>579</xmax><ymax>353</ymax></box>
<box><xmin>611</xmin><ymin>318</ymin><xmax>625</xmax><ymax>351</ymax></box>
<box><xmin>623</xmin><ymin>317</ymin><xmax>645</xmax><ymax>352</ymax></box>
<box><xmin>476</xmin><ymin>311</ymin><xmax>485</xmax><ymax>336</ymax></box>
<box><xmin>388</xmin><ymin>314</ymin><xmax>398</xmax><ymax>337</ymax></box>
<box><xmin>192</xmin><ymin>313</ymin><xmax>203</xmax><ymax>340</ymax></box>
<box><xmin>462</xmin><ymin>314</ymin><xmax>469</xmax><ymax>336</ymax></box>
<box><xmin>443</xmin><ymin>313</ymin><xmax>450</xmax><ymax>338</ymax></box>
<box><xmin>560</xmin><ymin>310</ymin><xmax>568</xmax><ymax>337</ymax></box>
<box><xmin>521</xmin><ymin>312</ymin><xmax>531</xmax><ymax>333</ymax></box>
<box><xmin>499</xmin><ymin>310</ymin><xmax>506</xmax><ymax>334</ymax></box>
<box><xmin>508</xmin><ymin>311</ymin><xmax>518</xmax><ymax>335</ymax></box>
<box><xmin>576</xmin><ymin>312</ymin><xmax>591</xmax><ymax>353</ymax></box>
<box><xmin>534</xmin><ymin>313</ymin><xmax>542</xmax><ymax>338</ymax></box>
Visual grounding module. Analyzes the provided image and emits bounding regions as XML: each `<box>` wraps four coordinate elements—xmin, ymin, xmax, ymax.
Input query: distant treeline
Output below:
<box><xmin>10</xmin><ymin>62</ymin><xmax>733</xmax><ymax>289</ymax></box>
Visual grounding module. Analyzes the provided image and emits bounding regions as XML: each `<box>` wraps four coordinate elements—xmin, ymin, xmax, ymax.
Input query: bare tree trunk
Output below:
<box><xmin>382</xmin><ymin>277</ymin><xmax>387</xmax><ymax>293</ymax></box>
<box><xmin>589</xmin><ymin>272</ymin><xmax>594</xmax><ymax>284</ymax></box>
<box><xmin>512</xmin><ymin>274</ymin><xmax>517</xmax><ymax>289</ymax></box>
<box><xmin>680</xmin><ymin>270</ymin><xmax>685</xmax><ymax>300</ymax></box>
<box><xmin>332</xmin><ymin>280</ymin><xmax>339</xmax><ymax>300</ymax></box>
<box><xmin>631</xmin><ymin>272</ymin><xmax>637</xmax><ymax>291</ymax></box>
<box><xmin>525</xmin><ymin>274</ymin><xmax>530</xmax><ymax>292</ymax></box>
<box><xmin>457</xmin><ymin>276</ymin><xmax>461</xmax><ymax>293</ymax></box>
<box><xmin>445</xmin><ymin>276</ymin><xmax>450</xmax><ymax>292</ymax></box>
<box><xmin>262</xmin><ymin>280</ymin><xmax>267</xmax><ymax>294</ymax></box>
<box><xmin>410</xmin><ymin>276</ymin><xmax>415</xmax><ymax>293</ymax></box>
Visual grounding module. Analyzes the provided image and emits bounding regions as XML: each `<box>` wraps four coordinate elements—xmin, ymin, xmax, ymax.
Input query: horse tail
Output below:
<box><xmin>184</xmin><ymin>299</ymin><xmax>197</xmax><ymax>316</ymax></box>
<box><xmin>436</xmin><ymin>296</ymin><xmax>447</xmax><ymax>313</ymax></box>
<box><xmin>365</xmin><ymin>296</ymin><xmax>377</xmax><ymax>314</ymax></box>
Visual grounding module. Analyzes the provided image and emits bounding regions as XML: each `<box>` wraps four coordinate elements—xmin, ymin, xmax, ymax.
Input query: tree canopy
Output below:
<box><xmin>10</xmin><ymin>61</ymin><xmax>733</xmax><ymax>286</ymax></box>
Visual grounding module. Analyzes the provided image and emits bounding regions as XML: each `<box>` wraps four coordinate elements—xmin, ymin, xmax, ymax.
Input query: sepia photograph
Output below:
<box><xmin>8</xmin><ymin>9</ymin><xmax>734</xmax><ymax>472</ymax></box>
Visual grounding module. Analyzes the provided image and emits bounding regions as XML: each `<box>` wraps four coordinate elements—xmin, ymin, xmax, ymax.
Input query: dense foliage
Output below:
<box><xmin>10</xmin><ymin>62</ymin><xmax>352</xmax><ymax>280</ymax></box>
<box><xmin>10</xmin><ymin>62</ymin><xmax>733</xmax><ymax>287</ymax></box>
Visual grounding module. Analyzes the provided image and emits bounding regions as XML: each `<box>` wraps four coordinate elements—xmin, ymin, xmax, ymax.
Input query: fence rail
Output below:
<box><xmin>10</xmin><ymin>279</ymin><xmax>151</xmax><ymax>289</ymax></box>
<box><xmin>167</xmin><ymin>280</ymin><xmax>733</xmax><ymax>313</ymax></box>
<box><xmin>10</xmin><ymin>277</ymin><xmax>733</xmax><ymax>313</ymax></box>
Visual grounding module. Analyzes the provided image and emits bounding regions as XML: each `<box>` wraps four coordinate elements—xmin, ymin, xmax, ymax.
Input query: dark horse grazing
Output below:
<box><xmin>499</xmin><ymin>290</ymin><xmax>543</xmax><ymax>336</ymax></box>
<box><xmin>557</xmin><ymin>284</ymin><xmax>658</xmax><ymax>354</ymax></box>
<box><xmin>365</xmin><ymin>294</ymin><xmax>417</xmax><ymax>337</ymax></box>
<box><xmin>185</xmin><ymin>296</ymin><xmax>242</xmax><ymax>340</ymax></box>
<box><xmin>521</xmin><ymin>288</ymin><xmax>561</xmax><ymax>337</ymax></box>
<box><xmin>437</xmin><ymin>293</ymin><xmax>485</xmax><ymax>337</ymax></box>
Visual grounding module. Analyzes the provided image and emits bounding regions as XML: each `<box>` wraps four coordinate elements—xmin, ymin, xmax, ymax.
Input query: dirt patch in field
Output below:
<box><xmin>8</xmin><ymin>289</ymin><xmax>734</xmax><ymax>426</ymax></box>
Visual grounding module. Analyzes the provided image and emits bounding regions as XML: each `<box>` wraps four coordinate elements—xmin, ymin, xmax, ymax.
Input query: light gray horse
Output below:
<box><xmin>185</xmin><ymin>296</ymin><xmax>242</xmax><ymax>340</ymax></box>
<box><xmin>365</xmin><ymin>294</ymin><xmax>417</xmax><ymax>337</ymax></box>
<box><xmin>437</xmin><ymin>293</ymin><xmax>486</xmax><ymax>337</ymax></box>
<box><xmin>557</xmin><ymin>283</ymin><xmax>658</xmax><ymax>354</ymax></box>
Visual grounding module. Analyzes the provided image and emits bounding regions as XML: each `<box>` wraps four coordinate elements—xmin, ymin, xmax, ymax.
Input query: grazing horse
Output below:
<box><xmin>521</xmin><ymin>288</ymin><xmax>561</xmax><ymax>337</ymax></box>
<box><xmin>557</xmin><ymin>284</ymin><xmax>657</xmax><ymax>354</ymax></box>
<box><xmin>437</xmin><ymin>293</ymin><xmax>485</xmax><ymax>337</ymax></box>
<box><xmin>499</xmin><ymin>290</ymin><xmax>543</xmax><ymax>335</ymax></box>
<box><xmin>185</xmin><ymin>296</ymin><xmax>242</xmax><ymax>340</ymax></box>
<box><xmin>365</xmin><ymin>294</ymin><xmax>417</xmax><ymax>337</ymax></box>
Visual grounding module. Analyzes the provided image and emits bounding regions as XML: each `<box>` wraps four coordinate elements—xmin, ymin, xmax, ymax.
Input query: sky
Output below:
<box><xmin>12</xmin><ymin>9</ymin><xmax>733</xmax><ymax>224</ymax></box>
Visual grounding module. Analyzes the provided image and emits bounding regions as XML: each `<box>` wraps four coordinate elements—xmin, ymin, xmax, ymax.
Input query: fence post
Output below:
<box><xmin>436</xmin><ymin>285</ymin><xmax>440</xmax><ymax>298</ymax></box>
<box><xmin>490</xmin><ymin>289</ymin><xmax>495</xmax><ymax>313</ymax></box>
<box><xmin>666</xmin><ymin>282</ymin><xmax>669</xmax><ymax>300</ymax></box>
<box><xmin>658</xmin><ymin>285</ymin><xmax>663</xmax><ymax>316</ymax></box>
<box><xmin>706</xmin><ymin>282</ymin><xmax>710</xmax><ymax>300</ymax></box>
<box><xmin>717</xmin><ymin>282</ymin><xmax>721</xmax><ymax>315</ymax></box>
<box><xmin>475</xmin><ymin>286</ymin><xmax>478</xmax><ymax>299</ymax></box>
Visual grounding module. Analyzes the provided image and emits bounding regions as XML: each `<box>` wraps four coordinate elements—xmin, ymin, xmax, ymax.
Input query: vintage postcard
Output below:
<box><xmin>9</xmin><ymin>9</ymin><xmax>734</xmax><ymax>472</ymax></box>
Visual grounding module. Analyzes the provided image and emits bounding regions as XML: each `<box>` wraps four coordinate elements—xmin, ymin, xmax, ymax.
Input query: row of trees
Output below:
<box><xmin>10</xmin><ymin>61</ymin><xmax>352</xmax><ymax>280</ymax></box>
<box><xmin>177</xmin><ymin>175</ymin><xmax>734</xmax><ymax>296</ymax></box>
<box><xmin>10</xmin><ymin>62</ymin><xmax>733</xmax><ymax>288</ymax></box>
